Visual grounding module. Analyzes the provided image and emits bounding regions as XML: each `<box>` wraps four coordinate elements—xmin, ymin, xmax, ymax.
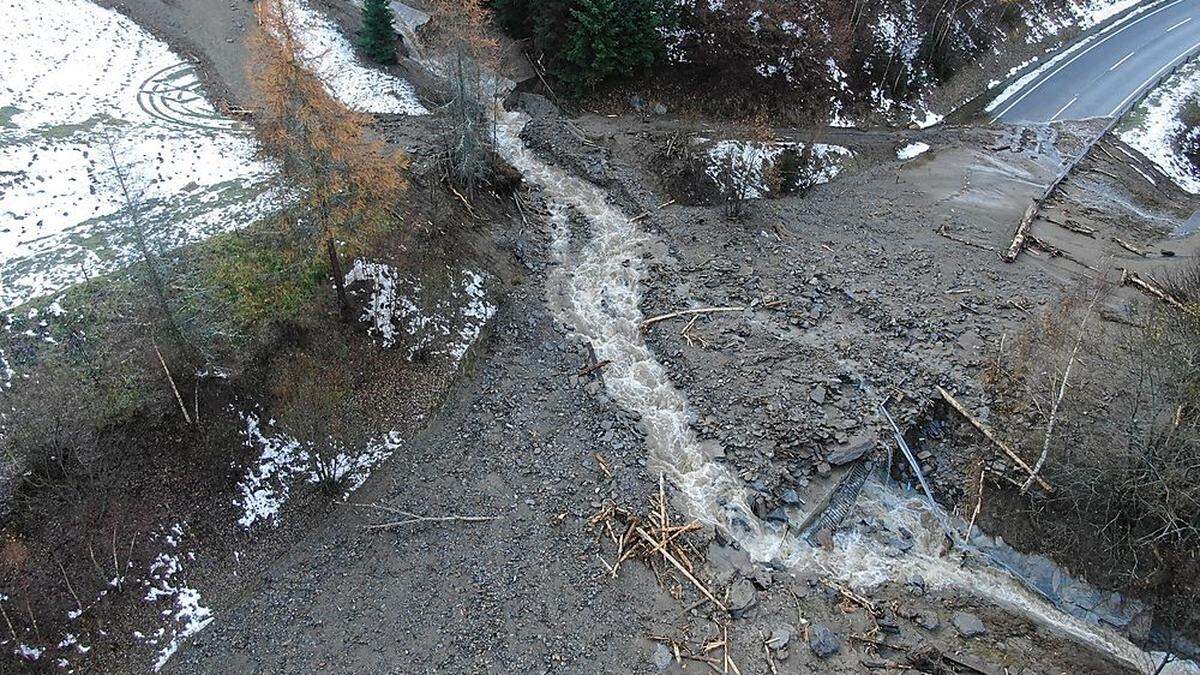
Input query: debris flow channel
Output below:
<box><xmin>481</xmin><ymin>83</ymin><xmax>1186</xmax><ymax>675</ymax></box>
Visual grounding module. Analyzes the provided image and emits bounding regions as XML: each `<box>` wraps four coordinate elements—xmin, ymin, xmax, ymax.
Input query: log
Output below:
<box><xmin>936</xmin><ymin>386</ymin><xmax>1052</xmax><ymax>492</ymax></box>
<box><xmin>1111</xmin><ymin>236</ymin><xmax>1147</xmax><ymax>257</ymax></box>
<box><xmin>577</xmin><ymin>359</ymin><xmax>611</xmax><ymax>377</ymax></box>
<box><xmin>1121</xmin><ymin>270</ymin><xmax>1190</xmax><ymax>313</ymax></box>
<box><xmin>1044</xmin><ymin>217</ymin><xmax>1096</xmax><ymax>237</ymax></box>
<box><xmin>1027</xmin><ymin>235</ymin><xmax>1098</xmax><ymax>271</ymax></box>
<box><xmin>155</xmin><ymin>345</ymin><xmax>192</xmax><ymax>425</ymax></box>
<box><xmin>634</xmin><ymin>527</ymin><xmax>726</xmax><ymax>610</ymax></box>
<box><xmin>1003</xmin><ymin>201</ymin><xmax>1038</xmax><ymax>262</ymax></box>
<box><xmin>937</xmin><ymin>224</ymin><xmax>995</xmax><ymax>251</ymax></box>
<box><xmin>640</xmin><ymin>306</ymin><xmax>745</xmax><ymax>330</ymax></box>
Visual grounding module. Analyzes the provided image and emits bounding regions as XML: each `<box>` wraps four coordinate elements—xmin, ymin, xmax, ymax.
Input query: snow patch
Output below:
<box><xmin>1073</xmin><ymin>0</ymin><xmax>1143</xmax><ymax>29</ymax></box>
<box><xmin>14</xmin><ymin>643</ymin><xmax>43</xmax><ymax>660</ymax></box>
<box><xmin>234</xmin><ymin>413</ymin><xmax>406</xmax><ymax>528</ymax></box>
<box><xmin>135</xmin><ymin>524</ymin><xmax>212</xmax><ymax>672</ymax></box>
<box><xmin>897</xmin><ymin>142</ymin><xmax>931</xmax><ymax>161</ymax></box>
<box><xmin>1119</xmin><ymin>60</ymin><xmax>1200</xmax><ymax>194</ymax></box>
<box><xmin>910</xmin><ymin>110</ymin><xmax>944</xmax><ymax>129</ymax></box>
<box><xmin>345</xmin><ymin>260</ymin><xmax>496</xmax><ymax>363</ymax></box>
<box><xmin>285</xmin><ymin>0</ymin><xmax>428</xmax><ymax>115</ymax></box>
<box><xmin>703</xmin><ymin>139</ymin><xmax>853</xmax><ymax>200</ymax></box>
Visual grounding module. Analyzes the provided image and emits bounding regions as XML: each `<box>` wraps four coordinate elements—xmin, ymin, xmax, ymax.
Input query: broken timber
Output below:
<box><xmin>1003</xmin><ymin>100</ymin><xmax>1140</xmax><ymax>262</ymax></box>
<box><xmin>1003</xmin><ymin>202</ymin><xmax>1038</xmax><ymax>262</ymax></box>
<box><xmin>936</xmin><ymin>386</ymin><xmax>1052</xmax><ymax>492</ymax></box>
<box><xmin>1121</xmin><ymin>269</ymin><xmax>1191</xmax><ymax>314</ymax></box>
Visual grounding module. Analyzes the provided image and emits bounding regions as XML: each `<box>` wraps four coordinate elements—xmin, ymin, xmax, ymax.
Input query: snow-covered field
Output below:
<box><xmin>0</xmin><ymin>0</ymin><xmax>429</xmax><ymax>312</ymax></box>
<box><xmin>1118</xmin><ymin>58</ymin><xmax>1200</xmax><ymax>194</ymax></box>
<box><xmin>286</xmin><ymin>0</ymin><xmax>428</xmax><ymax>115</ymax></box>
<box><xmin>0</xmin><ymin>0</ymin><xmax>278</xmax><ymax>310</ymax></box>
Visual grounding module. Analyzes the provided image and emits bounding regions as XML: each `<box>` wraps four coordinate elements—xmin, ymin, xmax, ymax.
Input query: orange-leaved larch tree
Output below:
<box><xmin>247</xmin><ymin>0</ymin><xmax>408</xmax><ymax>315</ymax></box>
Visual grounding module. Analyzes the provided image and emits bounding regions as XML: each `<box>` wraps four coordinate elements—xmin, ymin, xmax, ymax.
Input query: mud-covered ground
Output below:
<box><xmin>162</xmin><ymin>95</ymin><xmax>1153</xmax><ymax>674</ymax></box>
<box><xmin>6</xmin><ymin>0</ymin><xmax>1200</xmax><ymax>673</ymax></box>
<box><xmin>580</xmin><ymin>112</ymin><xmax>1200</xmax><ymax>513</ymax></box>
<box><xmin>170</xmin><ymin>223</ymin><xmax>672</xmax><ymax>672</ymax></box>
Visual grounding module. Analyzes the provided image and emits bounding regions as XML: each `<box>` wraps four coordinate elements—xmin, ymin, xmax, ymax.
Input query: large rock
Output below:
<box><xmin>808</xmin><ymin>623</ymin><xmax>841</xmax><ymax>658</ymax></box>
<box><xmin>951</xmin><ymin>611</ymin><xmax>987</xmax><ymax>638</ymax></box>
<box><xmin>652</xmin><ymin>642</ymin><xmax>673</xmax><ymax>670</ymax></box>
<box><xmin>826</xmin><ymin>439</ymin><xmax>873</xmax><ymax>466</ymax></box>
<box><xmin>767</xmin><ymin>624</ymin><xmax>795</xmax><ymax>651</ymax></box>
<box><xmin>728</xmin><ymin>579</ymin><xmax>758</xmax><ymax>618</ymax></box>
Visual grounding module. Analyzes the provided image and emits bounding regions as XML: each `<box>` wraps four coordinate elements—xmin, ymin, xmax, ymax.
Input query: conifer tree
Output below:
<box><xmin>358</xmin><ymin>0</ymin><xmax>398</xmax><ymax>64</ymax></box>
<box><xmin>250</xmin><ymin>0</ymin><xmax>409</xmax><ymax>315</ymax></box>
<box><xmin>558</xmin><ymin>0</ymin><xmax>665</xmax><ymax>91</ymax></box>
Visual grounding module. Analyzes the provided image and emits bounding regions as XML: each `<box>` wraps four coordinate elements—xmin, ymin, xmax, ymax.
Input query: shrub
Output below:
<box><xmin>205</xmin><ymin>232</ymin><xmax>323</xmax><ymax>330</ymax></box>
<box><xmin>492</xmin><ymin>0</ymin><xmax>534</xmax><ymax>37</ymax></box>
<box><xmin>987</xmin><ymin>270</ymin><xmax>1200</xmax><ymax>636</ymax></box>
<box><xmin>270</xmin><ymin>345</ymin><xmax>361</xmax><ymax>495</ymax></box>
<box><xmin>1176</xmin><ymin>96</ymin><xmax>1200</xmax><ymax>172</ymax></box>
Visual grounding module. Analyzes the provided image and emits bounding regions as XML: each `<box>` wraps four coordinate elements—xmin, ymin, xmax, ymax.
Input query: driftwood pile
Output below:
<box><xmin>588</xmin><ymin>476</ymin><xmax>725</xmax><ymax>611</ymax></box>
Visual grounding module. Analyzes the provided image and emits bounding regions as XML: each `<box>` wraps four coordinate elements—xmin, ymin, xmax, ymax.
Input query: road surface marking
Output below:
<box><xmin>1166</xmin><ymin>16</ymin><xmax>1193</xmax><ymax>31</ymax></box>
<box><xmin>1110</xmin><ymin>51</ymin><xmax>1136</xmax><ymax>70</ymax></box>
<box><xmin>1107</xmin><ymin>37</ymin><xmax>1200</xmax><ymax>116</ymax></box>
<box><xmin>1050</xmin><ymin>96</ymin><xmax>1079</xmax><ymax>121</ymax></box>
<box><xmin>990</xmin><ymin>0</ymin><xmax>1184</xmax><ymax>122</ymax></box>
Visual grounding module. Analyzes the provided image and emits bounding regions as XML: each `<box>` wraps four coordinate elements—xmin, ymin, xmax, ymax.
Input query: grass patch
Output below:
<box><xmin>202</xmin><ymin>233</ymin><xmax>324</xmax><ymax>331</ymax></box>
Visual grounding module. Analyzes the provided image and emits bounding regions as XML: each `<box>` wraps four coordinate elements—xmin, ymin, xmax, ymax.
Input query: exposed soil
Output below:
<box><xmin>6</xmin><ymin>1</ymin><xmax>1200</xmax><ymax>673</ymax></box>
<box><xmin>166</xmin><ymin>96</ymin><xmax>1153</xmax><ymax>674</ymax></box>
<box><xmin>171</xmin><ymin>203</ymin><xmax>673</xmax><ymax>673</ymax></box>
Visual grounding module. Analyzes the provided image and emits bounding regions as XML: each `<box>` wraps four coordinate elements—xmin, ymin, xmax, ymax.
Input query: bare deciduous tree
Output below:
<box><xmin>427</xmin><ymin>0</ymin><xmax>503</xmax><ymax>194</ymax></box>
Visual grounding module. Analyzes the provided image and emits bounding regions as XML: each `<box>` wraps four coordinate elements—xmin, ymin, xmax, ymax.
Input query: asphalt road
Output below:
<box><xmin>991</xmin><ymin>0</ymin><xmax>1200</xmax><ymax>123</ymax></box>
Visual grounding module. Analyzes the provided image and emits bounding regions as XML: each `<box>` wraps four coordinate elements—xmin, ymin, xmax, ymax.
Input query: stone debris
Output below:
<box><xmin>951</xmin><ymin>611</ymin><xmax>988</xmax><ymax>638</ymax></box>
<box><xmin>808</xmin><ymin>623</ymin><xmax>841</xmax><ymax>658</ymax></box>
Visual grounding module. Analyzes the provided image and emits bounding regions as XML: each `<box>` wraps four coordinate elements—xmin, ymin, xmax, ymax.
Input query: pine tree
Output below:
<box><xmin>358</xmin><ymin>0</ymin><xmax>398</xmax><ymax>65</ymax></box>
<box><xmin>558</xmin><ymin>0</ymin><xmax>665</xmax><ymax>91</ymax></box>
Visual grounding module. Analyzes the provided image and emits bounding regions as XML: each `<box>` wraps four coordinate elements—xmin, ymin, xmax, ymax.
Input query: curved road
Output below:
<box><xmin>991</xmin><ymin>0</ymin><xmax>1200</xmax><ymax>123</ymax></box>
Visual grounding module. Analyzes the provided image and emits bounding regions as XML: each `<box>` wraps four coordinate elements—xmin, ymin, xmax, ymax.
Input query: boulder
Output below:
<box><xmin>951</xmin><ymin>611</ymin><xmax>987</xmax><ymax>638</ymax></box>
<box><xmin>827</xmin><ymin>439</ymin><xmax>873</xmax><ymax>466</ymax></box>
<box><xmin>808</xmin><ymin>623</ymin><xmax>841</xmax><ymax>658</ymax></box>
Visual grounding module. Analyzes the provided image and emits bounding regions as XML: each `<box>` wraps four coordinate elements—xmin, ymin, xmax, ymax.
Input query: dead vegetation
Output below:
<box><xmin>588</xmin><ymin>476</ymin><xmax>722</xmax><ymax>610</ymax></box>
<box><xmin>985</xmin><ymin>268</ymin><xmax>1200</xmax><ymax>641</ymax></box>
<box><xmin>426</xmin><ymin>0</ymin><xmax>514</xmax><ymax>195</ymax></box>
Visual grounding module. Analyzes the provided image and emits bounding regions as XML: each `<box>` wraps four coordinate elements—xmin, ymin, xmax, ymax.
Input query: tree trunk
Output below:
<box><xmin>326</xmin><ymin>236</ymin><xmax>351</xmax><ymax>319</ymax></box>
